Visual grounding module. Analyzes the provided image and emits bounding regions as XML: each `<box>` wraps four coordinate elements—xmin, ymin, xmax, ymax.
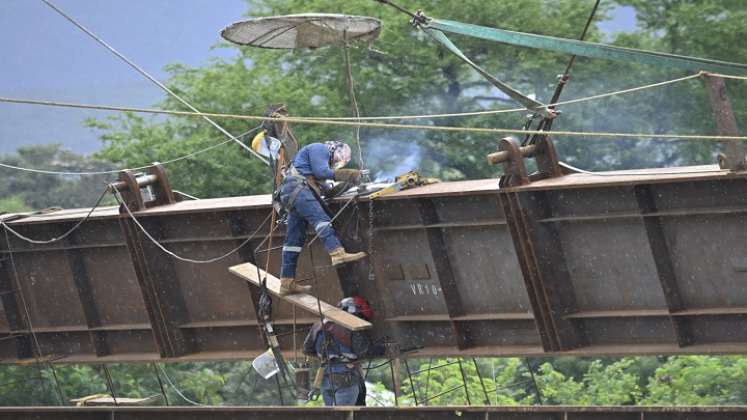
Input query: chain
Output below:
<box><xmin>367</xmin><ymin>199</ymin><xmax>375</xmax><ymax>283</ymax></box>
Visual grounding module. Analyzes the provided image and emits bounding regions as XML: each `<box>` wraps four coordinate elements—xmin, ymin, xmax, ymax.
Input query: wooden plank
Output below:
<box><xmin>228</xmin><ymin>262</ymin><xmax>372</xmax><ymax>331</ymax></box>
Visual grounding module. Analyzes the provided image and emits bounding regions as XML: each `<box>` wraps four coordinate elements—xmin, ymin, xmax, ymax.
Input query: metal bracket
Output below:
<box><xmin>490</xmin><ymin>136</ymin><xmax>563</xmax><ymax>187</ymax></box>
<box><xmin>109</xmin><ymin>164</ymin><xmax>178</xmax><ymax>213</ymax></box>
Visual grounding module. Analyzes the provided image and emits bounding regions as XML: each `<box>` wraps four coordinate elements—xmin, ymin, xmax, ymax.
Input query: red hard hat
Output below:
<box><xmin>339</xmin><ymin>296</ymin><xmax>374</xmax><ymax>321</ymax></box>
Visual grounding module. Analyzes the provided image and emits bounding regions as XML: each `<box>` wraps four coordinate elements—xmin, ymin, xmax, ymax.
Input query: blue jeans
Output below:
<box><xmin>279</xmin><ymin>179</ymin><xmax>341</xmax><ymax>278</ymax></box>
<box><xmin>321</xmin><ymin>374</ymin><xmax>360</xmax><ymax>406</ymax></box>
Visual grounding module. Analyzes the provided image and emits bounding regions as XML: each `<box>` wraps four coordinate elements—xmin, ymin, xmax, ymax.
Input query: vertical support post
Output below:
<box><xmin>119</xmin><ymin>216</ymin><xmax>193</xmax><ymax>358</ymax></box>
<box><xmin>390</xmin><ymin>357</ymin><xmax>401</xmax><ymax>406</ymax></box>
<box><xmin>634</xmin><ymin>185</ymin><xmax>693</xmax><ymax>347</ymax></box>
<box><xmin>704</xmin><ymin>74</ymin><xmax>746</xmax><ymax>170</ymax></box>
<box><xmin>498</xmin><ymin>191</ymin><xmax>585</xmax><ymax>352</ymax></box>
<box><xmin>417</xmin><ymin>198</ymin><xmax>473</xmax><ymax>349</ymax></box>
<box><xmin>65</xmin><ymin>227</ymin><xmax>109</xmax><ymax>357</ymax></box>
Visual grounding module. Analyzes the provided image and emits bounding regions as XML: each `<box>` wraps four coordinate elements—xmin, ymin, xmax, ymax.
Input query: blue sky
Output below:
<box><xmin>0</xmin><ymin>1</ymin><xmax>636</xmax><ymax>155</ymax></box>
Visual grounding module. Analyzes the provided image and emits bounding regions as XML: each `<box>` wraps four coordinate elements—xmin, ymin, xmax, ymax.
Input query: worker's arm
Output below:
<box><xmin>308</xmin><ymin>144</ymin><xmax>336</xmax><ymax>181</ymax></box>
<box><xmin>351</xmin><ymin>331</ymin><xmax>386</xmax><ymax>358</ymax></box>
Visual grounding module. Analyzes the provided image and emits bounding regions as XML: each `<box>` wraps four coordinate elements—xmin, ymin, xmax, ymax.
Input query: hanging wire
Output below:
<box><xmin>472</xmin><ymin>357</ymin><xmax>491</xmax><ymax>405</ymax></box>
<box><xmin>5</xmin><ymin>74</ymin><xmax>746</xmax><ymax>141</ymax></box>
<box><xmin>157</xmin><ymin>364</ymin><xmax>208</xmax><ymax>406</ymax></box>
<box><xmin>342</xmin><ymin>41</ymin><xmax>366</xmax><ymax>171</ymax></box>
<box><xmin>1</xmin><ymin>188</ymin><xmax>109</xmax><ymax>244</ymax></box>
<box><xmin>0</xmin><ymin>126</ymin><xmax>261</xmax><ymax>177</ymax></box>
<box><xmin>39</xmin><ymin>0</ymin><xmax>268</xmax><ymax>165</ymax></box>
<box><xmin>2</xmin><ymin>228</ymin><xmax>66</xmax><ymax>405</ymax></box>
<box><xmin>152</xmin><ymin>363</ymin><xmax>170</xmax><ymax>406</ymax></box>
<box><xmin>112</xmin><ymin>185</ymin><xmax>272</xmax><ymax>264</ymax></box>
<box><xmin>100</xmin><ymin>364</ymin><xmax>119</xmax><ymax>406</ymax></box>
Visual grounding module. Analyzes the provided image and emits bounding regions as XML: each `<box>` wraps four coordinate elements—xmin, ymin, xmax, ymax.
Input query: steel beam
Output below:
<box><xmin>1</xmin><ymin>166</ymin><xmax>746</xmax><ymax>362</ymax></box>
<box><xmin>119</xmin><ymin>216</ymin><xmax>194</xmax><ymax>358</ymax></box>
<box><xmin>499</xmin><ymin>190</ymin><xmax>585</xmax><ymax>351</ymax></box>
<box><xmin>417</xmin><ymin>198</ymin><xmax>473</xmax><ymax>349</ymax></box>
<box><xmin>634</xmin><ymin>184</ymin><xmax>693</xmax><ymax>347</ymax></box>
<box><xmin>65</xmin><ymin>226</ymin><xmax>110</xmax><ymax>356</ymax></box>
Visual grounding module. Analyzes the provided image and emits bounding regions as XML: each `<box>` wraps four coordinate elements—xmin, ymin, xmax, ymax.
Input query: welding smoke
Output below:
<box><xmin>364</xmin><ymin>137</ymin><xmax>423</xmax><ymax>182</ymax></box>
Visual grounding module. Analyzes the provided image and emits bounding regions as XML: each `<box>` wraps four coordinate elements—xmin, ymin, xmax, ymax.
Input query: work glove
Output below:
<box><xmin>326</xmin><ymin>181</ymin><xmax>355</xmax><ymax>199</ymax></box>
<box><xmin>334</xmin><ymin>168</ymin><xmax>363</xmax><ymax>185</ymax></box>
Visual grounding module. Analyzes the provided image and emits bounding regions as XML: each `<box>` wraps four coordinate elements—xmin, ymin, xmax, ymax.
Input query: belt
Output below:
<box><xmin>285</xmin><ymin>165</ymin><xmax>323</xmax><ymax>202</ymax></box>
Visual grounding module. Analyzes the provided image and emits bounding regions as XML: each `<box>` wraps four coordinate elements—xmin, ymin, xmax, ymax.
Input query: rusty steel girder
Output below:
<box><xmin>1</xmin><ymin>406</ymin><xmax>747</xmax><ymax>420</ymax></box>
<box><xmin>1</xmin><ymin>165</ymin><xmax>746</xmax><ymax>364</ymax></box>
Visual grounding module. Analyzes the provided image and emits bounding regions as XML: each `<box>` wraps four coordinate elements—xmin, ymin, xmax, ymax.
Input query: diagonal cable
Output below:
<box><xmin>39</xmin><ymin>0</ymin><xmax>268</xmax><ymax>166</ymax></box>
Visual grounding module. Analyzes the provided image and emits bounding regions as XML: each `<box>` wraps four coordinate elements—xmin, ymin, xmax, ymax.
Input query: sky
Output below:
<box><xmin>0</xmin><ymin>1</ymin><xmax>637</xmax><ymax>155</ymax></box>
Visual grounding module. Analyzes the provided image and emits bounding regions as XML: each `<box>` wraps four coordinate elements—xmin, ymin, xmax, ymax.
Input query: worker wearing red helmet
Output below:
<box><xmin>303</xmin><ymin>296</ymin><xmax>385</xmax><ymax>406</ymax></box>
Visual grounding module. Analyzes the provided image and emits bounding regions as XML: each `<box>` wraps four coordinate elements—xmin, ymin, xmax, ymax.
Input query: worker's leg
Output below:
<box><xmin>291</xmin><ymin>188</ymin><xmax>342</xmax><ymax>252</ymax></box>
<box><xmin>321</xmin><ymin>374</ymin><xmax>360</xmax><ymax>406</ymax></box>
<box><xmin>355</xmin><ymin>380</ymin><xmax>367</xmax><ymax>406</ymax></box>
<box><xmin>280</xmin><ymin>210</ymin><xmax>307</xmax><ymax>279</ymax></box>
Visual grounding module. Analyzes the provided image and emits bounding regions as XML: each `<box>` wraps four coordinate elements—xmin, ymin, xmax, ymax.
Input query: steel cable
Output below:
<box><xmin>4</xmin><ymin>92</ymin><xmax>747</xmax><ymax>141</ymax></box>
<box><xmin>113</xmin><ymin>185</ymin><xmax>272</xmax><ymax>264</ymax></box>
<box><xmin>39</xmin><ymin>0</ymin><xmax>268</xmax><ymax>165</ymax></box>
<box><xmin>1</xmin><ymin>187</ymin><xmax>109</xmax><ymax>244</ymax></box>
<box><xmin>0</xmin><ymin>126</ymin><xmax>261</xmax><ymax>177</ymax></box>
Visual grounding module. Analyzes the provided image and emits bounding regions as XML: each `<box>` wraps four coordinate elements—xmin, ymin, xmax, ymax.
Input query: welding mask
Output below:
<box><xmin>326</xmin><ymin>141</ymin><xmax>352</xmax><ymax>170</ymax></box>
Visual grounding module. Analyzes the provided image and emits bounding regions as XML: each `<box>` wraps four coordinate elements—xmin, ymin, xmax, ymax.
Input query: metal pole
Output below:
<box><xmin>101</xmin><ymin>364</ymin><xmax>119</xmax><ymax>406</ymax></box>
<box><xmin>390</xmin><ymin>358</ymin><xmax>401</xmax><ymax>406</ymax></box>
<box><xmin>524</xmin><ymin>358</ymin><xmax>544</xmax><ymax>405</ymax></box>
<box><xmin>456</xmin><ymin>358</ymin><xmax>472</xmax><ymax>405</ymax></box>
<box><xmin>423</xmin><ymin>357</ymin><xmax>433</xmax><ymax>406</ymax></box>
<box><xmin>704</xmin><ymin>74</ymin><xmax>746</xmax><ymax>170</ymax></box>
<box><xmin>152</xmin><ymin>363</ymin><xmax>170</xmax><ymax>406</ymax></box>
<box><xmin>472</xmin><ymin>358</ymin><xmax>491</xmax><ymax>405</ymax></box>
<box><xmin>403</xmin><ymin>358</ymin><xmax>419</xmax><ymax>406</ymax></box>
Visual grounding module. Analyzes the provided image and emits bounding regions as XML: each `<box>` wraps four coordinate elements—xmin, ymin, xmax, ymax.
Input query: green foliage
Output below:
<box><xmin>0</xmin><ymin>195</ymin><xmax>30</xmax><ymax>213</ymax></box>
<box><xmin>88</xmin><ymin>0</ymin><xmax>747</xmax><ymax>200</ymax></box>
<box><xmin>3</xmin><ymin>356</ymin><xmax>747</xmax><ymax>406</ymax></box>
<box><xmin>0</xmin><ymin>144</ymin><xmax>116</xmax><ymax>210</ymax></box>
<box><xmin>643</xmin><ymin>356</ymin><xmax>747</xmax><ymax>405</ymax></box>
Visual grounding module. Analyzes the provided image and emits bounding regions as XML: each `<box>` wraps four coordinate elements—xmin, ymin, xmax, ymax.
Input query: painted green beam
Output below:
<box><xmin>426</xmin><ymin>19</ymin><xmax>747</xmax><ymax>75</ymax></box>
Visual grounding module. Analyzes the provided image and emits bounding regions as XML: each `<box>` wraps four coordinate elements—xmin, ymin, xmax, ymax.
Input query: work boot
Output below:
<box><xmin>329</xmin><ymin>247</ymin><xmax>367</xmax><ymax>267</ymax></box>
<box><xmin>278</xmin><ymin>277</ymin><xmax>311</xmax><ymax>296</ymax></box>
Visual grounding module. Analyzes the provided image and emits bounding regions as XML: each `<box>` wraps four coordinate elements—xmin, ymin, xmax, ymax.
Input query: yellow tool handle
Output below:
<box><xmin>312</xmin><ymin>367</ymin><xmax>325</xmax><ymax>389</ymax></box>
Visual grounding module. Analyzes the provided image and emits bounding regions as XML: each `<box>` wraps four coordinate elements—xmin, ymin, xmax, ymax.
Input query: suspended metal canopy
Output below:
<box><xmin>221</xmin><ymin>13</ymin><xmax>382</xmax><ymax>50</ymax></box>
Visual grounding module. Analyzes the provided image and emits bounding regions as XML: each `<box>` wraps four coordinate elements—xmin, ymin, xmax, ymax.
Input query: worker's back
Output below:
<box><xmin>292</xmin><ymin>143</ymin><xmax>335</xmax><ymax>180</ymax></box>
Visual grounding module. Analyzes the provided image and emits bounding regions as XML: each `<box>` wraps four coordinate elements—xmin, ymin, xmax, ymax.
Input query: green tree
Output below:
<box><xmin>643</xmin><ymin>356</ymin><xmax>747</xmax><ymax>405</ymax></box>
<box><xmin>0</xmin><ymin>144</ymin><xmax>116</xmax><ymax>210</ymax></box>
<box><xmin>90</xmin><ymin>0</ymin><xmax>746</xmax><ymax>198</ymax></box>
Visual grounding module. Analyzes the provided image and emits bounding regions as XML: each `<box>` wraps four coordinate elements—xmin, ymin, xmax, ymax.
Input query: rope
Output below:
<box><xmin>303</xmin><ymin>72</ymin><xmax>706</xmax><ymax>120</ymax></box>
<box><xmin>3</xmin><ymin>95</ymin><xmax>747</xmax><ymax>141</ymax></box>
<box><xmin>157</xmin><ymin>364</ymin><xmax>209</xmax><ymax>406</ymax></box>
<box><xmin>343</xmin><ymin>43</ymin><xmax>366</xmax><ymax>170</ymax></box>
<box><xmin>1</xmin><ymin>188</ymin><xmax>109</xmax><ymax>244</ymax></box>
<box><xmin>39</xmin><ymin>0</ymin><xmax>269</xmax><ymax>165</ymax></box>
<box><xmin>560</xmin><ymin>161</ymin><xmax>729</xmax><ymax>176</ymax></box>
<box><xmin>0</xmin><ymin>126</ymin><xmax>261</xmax><ymax>176</ymax></box>
<box><xmin>113</xmin><ymin>185</ymin><xmax>272</xmax><ymax>264</ymax></box>
<box><xmin>707</xmin><ymin>72</ymin><xmax>747</xmax><ymax>81</ymax></box>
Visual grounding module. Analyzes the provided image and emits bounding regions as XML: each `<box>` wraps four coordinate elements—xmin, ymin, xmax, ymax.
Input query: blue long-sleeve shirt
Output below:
<box><xmin>292</xmin><ymin>143</ymin><xmax>335</xmax><ymax>181</ymax></box>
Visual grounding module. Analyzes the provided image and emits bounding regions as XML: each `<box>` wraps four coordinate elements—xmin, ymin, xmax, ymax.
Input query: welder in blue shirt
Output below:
<box><xmin>303</xmin><ymin>296</ymin><xmax>386</xmax><ymax>406</ymax></box>
<box><xmin>276</xmin><ymin>141</ymin><xmax>366</xmax><ymax>295</ymax></box>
